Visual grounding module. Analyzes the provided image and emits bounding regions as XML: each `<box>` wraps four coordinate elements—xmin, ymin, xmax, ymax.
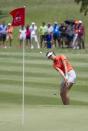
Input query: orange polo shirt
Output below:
<box><xmin>53</xmin><ymin>55</ymin><xmax>73</xmax><ymax>74</ymax></box>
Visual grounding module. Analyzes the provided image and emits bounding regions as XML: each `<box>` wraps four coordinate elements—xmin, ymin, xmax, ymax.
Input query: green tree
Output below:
<box><xmin>75</xmin><ymin>0</ymin><xmax>88</xmax><ymax>15</ymax></box>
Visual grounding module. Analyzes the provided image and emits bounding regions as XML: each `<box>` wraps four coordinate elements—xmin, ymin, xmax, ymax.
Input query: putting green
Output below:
<box><xmin>0</xmin><ymin>105</ymin><xmax>88</xmax><ymax>131</ymax></box>
<box><xmin>25</xmin><ymin>105</ymin><xmax>88</xmax><ymax>131</ymax></box>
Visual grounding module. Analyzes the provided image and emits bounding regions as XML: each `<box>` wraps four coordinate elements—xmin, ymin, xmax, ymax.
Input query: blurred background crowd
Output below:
<box><xmin>0</xmin><ymin>19</ymin><xmax>85</xmax><ymax>49</ymax></box>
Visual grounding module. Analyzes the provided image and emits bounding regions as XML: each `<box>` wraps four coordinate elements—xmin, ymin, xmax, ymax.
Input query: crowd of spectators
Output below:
<box><xmin>0</xmin><ymin>22</ymin><xmax>13</xmax><ymax>48</ymax></box>
<box><xmin>0</xmin><ymin>19</ymin><xmax>85</xmax><ymax>49</ymax></box>
<box><xmin>38</xmin><ymin>20</ymin><xmax>85</xmax><ymax>49</ymax></box>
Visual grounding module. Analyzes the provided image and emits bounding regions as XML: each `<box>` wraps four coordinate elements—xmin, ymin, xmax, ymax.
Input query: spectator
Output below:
<box><xmin>45</xmin><ymin>32</ymin><xmax>52</xmax><ymax>48</ymax></box>
<box><xmin>59</xmin><ymin>23</ymin><xmax>67</xmax><ymax>48</ymax></box>
<box><xmin>19</xmin><ymin>25</ymin><xmax>26</xmax><ymax>48</ymax></box>
<box><xmin>47</xmin><ymin>23</ymin><xmax>53</xmax><ymax>34</ymax></box>
<box><xmin>6</xmin><ymin>23</ymin><xmax>13</xmax><ymax>47</ymax></box>
<box><xmin>65</xmin><ymin>21</ymin><xmax>74</xmax><ymax>48</ymax></box>
<box><xmin>72</xmin><ymin>20</ymin><xmax>79</xmax><ymax>49</ymax></box>
<box><xmin>30</xmin><ymin>22</ymin><xmax>40</xmax><ymax>49</ymax></box>
<box><xmin>39</xmin><ymin>22</ymin><xmax>47</xmax><ymax>48</ymax></box>
<box><xmin>0</xmin><ymin>23</ymin><xmax>2</xmax><ymax>46</ymax></box>
<box><xmin>0</xmin><ymin>21</ymin><xmax>7</xmax><ymax>48</ymax></box>
<box><xmin>25</xmin><ymin>24</ymin><xmax>31</xmax><ymax>48</ymax></box>
<box><xmin>77</xmin><ymin>20</ymin><xmax>85</xmax><ymax>49</ymax></box>
<box><xmin>52</xmin><ymin>22</ymin><xmax>61</xmax><ymax>47</ymax></box>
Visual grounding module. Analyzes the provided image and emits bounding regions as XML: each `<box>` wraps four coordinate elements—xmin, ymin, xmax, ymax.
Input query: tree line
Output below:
<box><xmin>75</xmin><ymin>0</ymin><xmax>88</xmax><ymax>15</ymax></box>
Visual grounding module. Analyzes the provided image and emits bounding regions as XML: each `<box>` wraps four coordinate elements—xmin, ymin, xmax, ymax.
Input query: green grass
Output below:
<box><xmin>0</xmin><ymin>0</ymin><xmax>88</xmax><ymax>130</ymax></box>
<box><xmin>0</xmin><ymin>48</ymin><xmax>88</xmax><ymax>131</ymax></box>
<box><xmin>25</xmin><ymin>106</ymin><xmax>88</xmax><ymax>131</ymax></box>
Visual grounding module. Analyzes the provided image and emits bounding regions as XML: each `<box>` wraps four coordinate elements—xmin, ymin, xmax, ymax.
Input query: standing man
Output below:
<box><xmin>46</xmin><ymin>51</ymin><xmax>76</xmax><ymax>105</ymax></box>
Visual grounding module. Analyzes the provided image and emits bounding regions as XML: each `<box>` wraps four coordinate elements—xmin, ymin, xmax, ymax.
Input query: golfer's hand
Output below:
<box><xmin>64</xmin><ymin>78</ymin><xmax>69</xmax><ymax>87</ymax></box>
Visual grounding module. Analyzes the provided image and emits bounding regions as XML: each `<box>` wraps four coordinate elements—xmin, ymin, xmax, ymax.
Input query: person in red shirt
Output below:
<box><xmin>46</xmin><ymin>51</ymin><xmax>76</xmax><ymax>105</ymax></box>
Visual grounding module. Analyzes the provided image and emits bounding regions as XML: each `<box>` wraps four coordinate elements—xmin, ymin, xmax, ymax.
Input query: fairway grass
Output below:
<box><xmin>0</xmin><ymin>104</ymin><xmax>22</xmax><ymax>131</ymax></box>
<box><xmin>26</xmin><ymin>105</ymin><xmax>88</xmax><ymax>131</ymax></box>
<box><xmin>0</xmin><ymin>48</ymin><xmax>88</xmax><ymax>131</ymax></box>
<box><xmin>0</xmin><ymin>105</ymin><xmax>88</xmax><ymax>131</ymax></box>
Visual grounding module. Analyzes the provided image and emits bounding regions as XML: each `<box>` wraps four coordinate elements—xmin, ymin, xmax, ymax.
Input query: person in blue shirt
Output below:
<box><xmin>53</xmin><ymin>22</ymin><xmax>61</xmax><ymax>47</ymax></box>
<box><xmin>0</xmin><ymin>21</ymin><xmax>7</xmax><ymax>48</ymax></box>
<box><xmin>45</xmin><ymin>32</ymin><xmax>52</xmax><ymax>48</ymax></box>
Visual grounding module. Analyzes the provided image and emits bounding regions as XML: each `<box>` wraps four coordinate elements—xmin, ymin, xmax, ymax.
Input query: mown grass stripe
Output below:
<box><xmin>0</xmin><ymin>78</ymin><xmax>87</xmax><ymax>86</ymax></box>
<box><xmin>0</xmin><ymin>48</ymin><xmax>88</xmax><ymax>107</ymax></box>
<box><xmin>0</xmin><ymin>63</ymin><xmax>88</xmax><ymax>72</ymax></box>
<box><xmin>0</xmin><ymin>57</ymin><xmax>88</xmax><ymax>65</ymax></box>
<box><xmin>0</xmin><ymin>68</ymin><xmax>88</xmax><ymax>78</ymax></box>
<box><xmin>1</xmin><ymin>53</ymin><xmax>88</xmax><ymax>62</ymax></box>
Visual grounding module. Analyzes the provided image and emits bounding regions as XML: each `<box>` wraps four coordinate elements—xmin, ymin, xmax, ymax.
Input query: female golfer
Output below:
<box><xmin>46</xmin><ymin>51</ymin><xmax>76</xmax><ymax>105</ymax></box>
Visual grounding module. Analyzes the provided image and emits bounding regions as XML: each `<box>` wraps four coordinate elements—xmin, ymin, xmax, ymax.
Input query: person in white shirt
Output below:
<box><xmin>47</xmin><ymin>23</ymin><xmax>53</xmax><ymax>34</ymax></box>
<box><xmin>19</xmin><ymin>26</ymin><xmax>26</xmax><ymax>48</ymax></box>
<box><xmin>30</xmin><ymin>22</ymin><xmax>40</xmax><ymax>49</ymax></box>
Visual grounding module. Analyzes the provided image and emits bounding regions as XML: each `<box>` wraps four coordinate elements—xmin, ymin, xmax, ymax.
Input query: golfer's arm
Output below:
<box><xmin>55</xmin><ymin>67</ymin><xmax>66</xmax><ymax>80</ymax></box>
<box><xmin>62</xmin><ymin>59</ymin><xmax>68</xmax><ymax>75</ymax></box>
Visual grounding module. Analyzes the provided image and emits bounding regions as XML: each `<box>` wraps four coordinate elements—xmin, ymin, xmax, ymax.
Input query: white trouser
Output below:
<box><xmin>60</xmin><ymin>70</ymin><xmax>76</xmax><ymax>89</ymax></box>
<box><xmin>19</xmin><ymin>34</ymin><xmax>26</xmax><ymax>41</ymax></box>
<box><xmin>72</xmin><ymin>34</ymin><xmax>78</xmax><ymax>48</ymax></box>
<box><xmin>66</xmin><ymin>70</ymin><xmax>76</xmax><ymax>83</ymax></box>
<box><xmin>31</xmin><ymin>35</ymin><xmax>40</xmax><ymax>48</ymax></box>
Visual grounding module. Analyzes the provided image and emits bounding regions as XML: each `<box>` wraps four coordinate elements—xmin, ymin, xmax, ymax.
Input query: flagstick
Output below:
<box><xmin>10</xmin><ymin>6</ymin><xmax>26</xmax><ymax>126</ymax></box>
<box><xmin>22</xmin><ymin>39</ymin><xmax>25</xmax><ymax>125</ymax></box>
<box><xmin>22</xmin><ymin>6</ymin><xmax>26</xmax><ymax>126</ymax></box>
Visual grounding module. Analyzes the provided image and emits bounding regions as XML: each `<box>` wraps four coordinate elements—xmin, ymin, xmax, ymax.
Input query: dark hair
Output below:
<box><xmin>46</xmin><ymin>51</ymin><xmax>56</xmax><ymax>57</ymax></box>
